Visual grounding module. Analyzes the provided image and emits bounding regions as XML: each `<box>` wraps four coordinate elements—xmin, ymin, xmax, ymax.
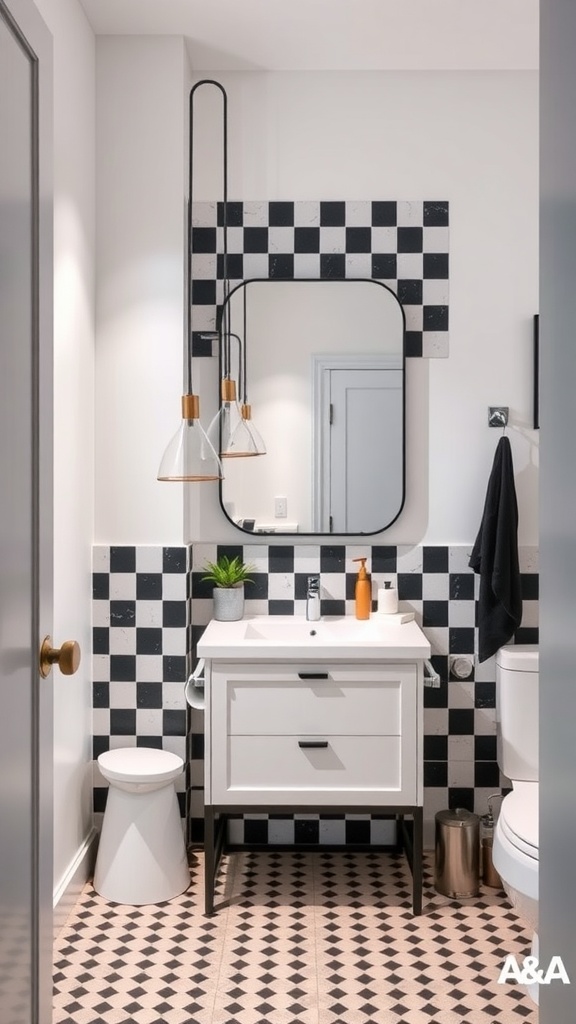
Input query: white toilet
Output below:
<box><xmin>94</xmin><ymin>747</ymin><xmax>190</xmax><ymax>905</ymax></box>
<box><xmin>492</xmin><ymin>645</ymin><xmax>539</xmax><ymax>1002</ymax></box>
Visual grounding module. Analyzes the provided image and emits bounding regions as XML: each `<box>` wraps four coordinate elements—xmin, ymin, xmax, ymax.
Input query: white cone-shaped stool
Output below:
<box><xmin>94</xmin><ymin>748</ymin><xmax>190</xmax><ymax>905</ymax></box>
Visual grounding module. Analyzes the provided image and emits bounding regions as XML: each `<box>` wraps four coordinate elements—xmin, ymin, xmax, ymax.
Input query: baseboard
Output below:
<box><xmin>53</xmin><ymin>827</ymin><xmax>99</xmax><ymax>941</ymax></box>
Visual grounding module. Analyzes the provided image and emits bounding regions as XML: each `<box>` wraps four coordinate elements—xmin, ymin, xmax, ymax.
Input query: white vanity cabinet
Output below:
<box><xmin>206</xmin><ymin>661</ymin><xmax>422</xmax><ymax>807</ymax></box>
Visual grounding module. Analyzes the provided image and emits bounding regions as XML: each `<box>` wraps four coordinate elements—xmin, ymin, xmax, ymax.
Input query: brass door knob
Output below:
<box><xmin>39</xmin><ymin>636</ymin><xmax>81</xmax><ymax>678</ymax></box>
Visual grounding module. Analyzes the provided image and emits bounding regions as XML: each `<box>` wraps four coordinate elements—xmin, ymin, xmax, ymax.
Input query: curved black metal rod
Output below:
<box><xmin>188</xmin><ymin>80</ymin><xmax>228</xmax><ymax>391</ymax></box>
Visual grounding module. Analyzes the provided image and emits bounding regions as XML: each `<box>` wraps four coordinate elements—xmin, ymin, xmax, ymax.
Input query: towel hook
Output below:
<box><xmin>488</xmin><ymin>406</ymin><xmax>508</xmax><ymax>431</ymax></box>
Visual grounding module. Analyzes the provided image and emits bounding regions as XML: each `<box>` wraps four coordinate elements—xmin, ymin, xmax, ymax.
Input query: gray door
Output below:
<box><xmin>0</xmin><ymin>2</ymin><xmax>53</xmax><ymax>1021</ymax></box>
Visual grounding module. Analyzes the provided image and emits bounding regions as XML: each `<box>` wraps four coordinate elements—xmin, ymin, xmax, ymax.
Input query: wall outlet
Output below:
<box><xmin>274</xmin><ymin>496</ymin><xmax>288</xmax><ymax>518</ymax></box>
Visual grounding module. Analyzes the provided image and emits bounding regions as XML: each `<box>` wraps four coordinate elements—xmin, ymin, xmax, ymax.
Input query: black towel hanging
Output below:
<box><xmin>469</xmin><ymin>436</ymin><xmax>523</xmax><ymax>662</ymax></box>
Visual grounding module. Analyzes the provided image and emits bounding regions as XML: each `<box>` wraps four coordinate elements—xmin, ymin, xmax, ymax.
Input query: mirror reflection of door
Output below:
<box><xmin>313</xmin><ymin>359</ymin><xmax>403</xmax><ymax>533</ymax></box>
<box><xmin>219</xmin><ymin>279</ymin><xmax>405</xmax><ymax>535</ymax></box>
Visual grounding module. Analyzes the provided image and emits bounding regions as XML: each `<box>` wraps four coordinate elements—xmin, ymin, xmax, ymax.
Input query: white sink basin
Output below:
<box><xmin>197</xmin><ymin>615</ymin><xmax>430</xmax><ymax>662</ymax></box>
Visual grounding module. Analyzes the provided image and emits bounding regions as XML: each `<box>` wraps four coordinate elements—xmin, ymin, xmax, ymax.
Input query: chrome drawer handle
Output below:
<box><xmin>298</xmin><ymin>672</ymin><xmax>329</xmax><ymax>679</ymax></box>
<box><xmin>298</xmin><ymin>740</ymin><xmax>328</xmax><ymax>748</ymax></box>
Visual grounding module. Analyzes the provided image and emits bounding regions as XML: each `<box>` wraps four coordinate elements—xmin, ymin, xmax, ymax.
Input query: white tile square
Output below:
<box><xmin>423</xmin><ymin>225</ymin><xmax>450</xmax><ymax>253</ymax></box>
<box><xmin>293</xmin><ymin>253</ymin><xmax>321</xmax><ymax>278</ymax></box>
<box><xmin>448</xmin><ymin>759</ymin><xmax>474</xmax><ymax>788</ymax></box>
<box><xmin>92</xmin><ymin>708</ymin><xmax>110</xmax><ymax>735</ymax></box>
<box><xmin>423</xmin><ymin>626</ymin><xmax>449</xmax><ymax>656</ymax></box>
<box><xmin>423</xmin><ymin>708</ymin><xmax>449</xmax><ymax>735</ymax></box>
<box><xmin>371</xmin><ymin>226</ymin><xmax>396</xmax><ymax>252</ymax></box>
<box><xmin>162</xmin><ymin>683</ymin><xmax>186</xmax><ymax>710</ymax></box>
<box><xmin>294</xmin><ymin>546</ymin><xmax>321</xmax><ymax>573</ymax></box>
<box><xmin>345</xmin><ymin>253</ymin><xmax>372</xmax><ymax>276</ymax></box>
<box><xmin>449</xmin><ymin>601</ymin><xmax>476</xmax><ymax>627</ymax></box>
<box><xmin>192</xmin><ymin>544</ymin><xmax>217</xmax><ymax>571</ymax></box>
<box><xmin>135</xmin><ymin>655</ymin><xmax>163</xmax><ymax>682</ymax></box>
<box><xmin>92</xmin><ymin>655</ymin><xmax>110</xmax><ymax>682</ymax></box>
<box><xmin>521</xmin><ymin>600</ymin><xmax>539</xmax><ymax>628</ymax></box>
<box><xmin>109</xmin><ymin>681</ymin><xmax>137</xmax><ymax>709</ymax></box>
<box><xmin>396</xmin><ymin>252</ymin><xmax>423</xmax><ymax>279</ymax></box>
<box><xmin>449</xmin><ymin>546</ymin><xmax>475</xmax><ymax>573</ymax></box>
<box><xmin>423</xmin><ymin>278</ymin><xmax>450</xmax><ymax>306</ymax></box>
<box><xmin>370</xmin><ymin>819</ymin><xmax>396</xmax><ymax>844</ymax></box>
<box><xmin>345</xmin><ymin>200</ymin><xmax>371</xmax><ymax>226</ymax></box>
<box><xmin>108</xmin><ymin>735</ymin><xmax>136</xmax><ymax>750</ymax></box>
<box><xmin>135</xmin><ymin>547</ymin><xmax>163</xmax><ymax>573</ymax></box>
<box><xmin>294</xmin><ymin>201</ymin><xmax>320</xmax><ymax>227</ymax></box>
<box><xmin>191</xmin><ymin>200</ymin><xmax>217</xmax><ymax>227</ymax></box>
<box><xmin>422</xmin><ymin>574</ymin><xmax>450</xmax><ymax>601</ymax></box>
<box><xmin>191</xmin><ymin>598</ymin><xmax>215</xmax><ymax>626</ymax></box>
<box><xmin>92</xmin><ymin>600</ymin><xmax>110</xmax><ymax>628</ymax></box>
<box><xmin>92</xmin><ymin>546</ymin><xmax>110</xmax><ymax>572</ymax></box>
<box><xmin>268</xmin><ymin>819</ymin><xmax>297</xmax><ymax>844</ymax></box>
<box><xmin>243</xmin><ymin>201</ymin><xmax>268</xmax><ymax>226</ymax></box>
<box><xmin>109</xmin><ymin>574</ymin><xmax>137</xmax><ymax>600</ymax></box>
<box><xmin>242</xmin><ymin>253</ymin><xmax>269</xmax><ymax>278</ymax></box>
<box><xmin>135</xmin><ymin>709</ymin><xmax>163</xmax><ymax>735</ymax></box>
<box><xmin>268</xmin><ymin>226</ymin><xmax>294</xmax><ymax>253</ymax></box>
<box><xmin>319</xmin><ymin>225</ymin><xmax>346</xmax><ymax>252</ymax></box>
<box><xmin>397</xmin><ymin>200</ymin><xmax>423</xmax><ymax>226</ymax></box>
<box><xmin>243</xmin><ymin>598</ymin><xmax>269</xmax><ymax>616</ymax></box>
<box><xmin>242</xmin><ymin>545</ymin><xmax>269</xmax><ymax>573</ymax></box>
<box><xmin>189</xmin><ymin>758</ymin><xmax>204</xmax><ymax>787</ymax></box>
<box><xmin>403</xmin><ymin>305</ymin><xmax>423</xmax><ymax>332</ymax></box>
<box><xmin>421</xmin><ymin>331</ymin><xmax>449</xmax><ymax>358</ymax></box>
<box><xmin>191</xmin><ymin>306</ymin><xmax>217</xmax><ymax>332</ymax></box>
<box><xmin>423</xmin><ymin>787</ymin><xmax>451</xmax><ymax>824</ymax></box>
<box><xmin>109</xmin><ymin>627</ymin><xmax>136</xmax><ymax>655</ymax></box>
<box><xmin>268</xmin><ymin>573</ymin><xmax>295</xmax><ymax>600</ymax></box>
<box><xmin>448</xmin><ymin>680</ymin><xmax>475</xmax><ymax>709</ymax></box>
<box><xmin>474</xmin><ymin>654</ymin><xmax>496</xmax><ymax>682</ymax></box>
<box><xmin>519</xmin><ymin>546</ymin><xmax>539</xmax><ymax>572</ymax></box>
<box><xmin>474</xmin><ymin>708</ymin><xmax>497</xmax><ymax>735</ymax></box>
<box><xmin>162</xmin><ymin>627</ymin><xmax>187</xmax><ymax>656</ymax></box>
<box><xmin>188</xmin><ymin>788</ymin><xmax>205</xmax><ymax>821</ymax></box>
<box><xmin>225</xmin><ymin>225</ymin><xmax>244</xmax><ymax>254</ymax></box>
<box><xmin>162</xmin><ymin>574</ymin><xmax>187</xmax><ymax>601</ymax></box>
<box><xmin>320</xmin><ymin>572</ymin><xmax>346</xmax><ymax>601</ymax></box>
<box><xmin>396</xmin><ymin>545</ymin><xmax>423</xmax><ymax>573</ymax></box>
<box><xmin>319</xmin><ymin>819</ymin><xmax>346</xmax><ymax>844</ymax></box>
<box><xmin>163</xmin><ymin>735</ymin><xmax>186</xmax><ymax>762</ymax></box>
<box><xmin>448</xmin><ymin>734</ymin><xmax>474</xmax><ymax>762</ymax></box>
<box><xmin>135</xmin><ymin>600</ymin><xmax>163</xmax><ymax>628</ymax></box>
<box><xmin>191</xmin><ymin>253</ymin><xmax>217</xmax><ymax>279</ymax></box>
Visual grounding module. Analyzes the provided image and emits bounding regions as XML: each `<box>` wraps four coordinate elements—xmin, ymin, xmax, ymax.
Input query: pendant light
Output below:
<box><xmin>157</xmin><ymin>80</ymin><xmax>225</xmax><ymax>482</ymax></box>
<box><xmin>208</xmin><ymin>331</ymin><xmax>266</xmax><ymax>458</ymax></box>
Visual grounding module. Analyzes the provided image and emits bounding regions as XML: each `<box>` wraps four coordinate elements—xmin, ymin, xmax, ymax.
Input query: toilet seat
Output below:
<box><xmin>500</xmin><ymin>782</ymin><xmax>539</xmax><ymax>860</ymax></box>
<box><xmin>98</xmin><ymin>747</ymin><xmax>184</xmax><ymax>785</ymax></box>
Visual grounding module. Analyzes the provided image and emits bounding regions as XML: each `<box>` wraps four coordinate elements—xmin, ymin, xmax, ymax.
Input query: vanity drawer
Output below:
<box><xmin>215</xmin><ymin>734</ymin><xmax>415</xmax><ymax>804</ymax></box>
<box><xmin>212</xmin><ymin>662</ymin><xmax>416</xmax><ymax>738</ymax></box>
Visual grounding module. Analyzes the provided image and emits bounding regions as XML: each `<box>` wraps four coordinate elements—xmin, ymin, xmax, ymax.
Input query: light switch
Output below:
<box><xmin>274</xmin><ymin>496</ymin><xmax>287</xmax><ymax>518</ymax></box>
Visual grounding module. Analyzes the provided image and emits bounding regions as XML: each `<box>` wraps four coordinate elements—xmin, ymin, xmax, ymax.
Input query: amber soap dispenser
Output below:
<box><xmin>353</xmin><ymin>557</ymin><xmax>371</xmax><ymax>620</ymax></box>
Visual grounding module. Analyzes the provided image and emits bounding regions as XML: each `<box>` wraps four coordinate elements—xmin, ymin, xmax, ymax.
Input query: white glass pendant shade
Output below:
<box><xmin>157</xmin><ymin>394</ymin><xmax>223</xmax><ymax>481</ymax></box>
<box><xmin>240</xmin><ymin>404</ymin><xmax>266</xmax><ymax>455</ymax></box>
<box><xmin>208</xmin><ymin>379</ymin><xmax>263</xmax><ymax>458</ymax></box>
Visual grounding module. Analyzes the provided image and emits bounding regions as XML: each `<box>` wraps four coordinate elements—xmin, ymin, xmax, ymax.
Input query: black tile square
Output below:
<box><xmin>136</xmin><ymin>736</ymin><xmax>163</xmax><ymax>749</ymax></box>
<box><xmin>93</xmin><ymin>787</ymin><xmax>108</xmax><ymax>814</ymax></box>
<box><xmin>243</xmin><ymin>227</ymin><xmax>268</xmax><ymax>253</ymax></box>
<box><xmin>216</xmin><ymin>544</ymin><xmax>243</xmax><ymax>562</ymax></box>
<box><xmin>448</xmin><ymin>708</ymin><xmax>475</xmax><ymax>735</ymax></box>
<box><xmin>218</xmin><ymin>201</ymin><xmax>243</xmax><ymax>227</ymax></box>
<box><xmin>192</xmin><ymin>330</ymin><xmax>216</xmax><ymax>357</ymax></box>
<box><xmin>397</xmin><ymin>227</ymin><xmax>423</xmax><ymax>253</ymax></box>
<box><xmin>423</xmin><ymin>253</ymin><xmax>449</xmax><ymax>279</ymax></box>
<box><xmin>424</xmin><ymin>762</ymin><xmax>448</xmax><ymax>787</ymax></box>
<box><xmin>218</xmin><ymin>252</ymin><xmax>243</xmax><ymax>280</ymax></box>
<box><xmin>372</xmin><ymin>201</ymin><xmax>397</xmax><ymax>226</ymax></box>
<box><xmin>191</xmin><ymin>226</ymin><xmax>216</xmax><ymax>253</ymax></box>
<box><xmin>405</xmin><ymin>332</ymin><xmax>422</xmax><ymax>357</ymax></box>
<box><xmin>246</xmin><ymin>573</ymin><xmax>269</xmax><ymax>601</ymax></box>
<box><xmin>269</xmin><ymin>600</ymin><xmax>295</xmax><ymax>615</ymax></box>
<box><xmin>110</xmin><ymin>600</ymin><xmax>136</xmax><ymax>626</ymax></box>
<box><xmin>110</xmin><ymin>655</ymin><xmax>136</xmax><ymax>681</ymax></box>
<box><xmin>110</xmin><ymin>547</ymin><xmax>136</xmax><ymax>573</ymax></box>
<box><xmin>515</xmin><ymin>627</ymin><xmax>539</xmax><ymax>644</ymax></box>
<box><xmin>110</xmin><ymin>709</ymin><xmax>136</xmax><ymax>735</ymax></box>
<box><xmin>321</xmin><ymin>599</ymin><xmax>346</xmax><ymax>616</ymax></box>
<box><xmin>475</xmin><ymin>681</ymin><xmax>496</xmax><ymax>709</ymax></box>
<box><xmin>269</xmin><ymin>253</ymin><xmax>294</xmax><ymax>278</ymax></box>
<box><xmin>371</xmin><ymin>253</ymin><xmax>397</xmax><ymax>279</ymax></box>
<box><xmin>448</xmin><ymin>788</ymin><xmax>474</xmax><ymax>812</ymax></box>
<box><xmin>163</xmin><ymin>601</ymin><xmax>187</xmax><ymax>628</ymax></box>
<box><xmin>190</xmin><ymin>732</ymin><xmax>204</xmax><ymax>760</ymax></box>
<box><xmin>191</xmin><ymin>573</ymin><xmax>214</xmax><ymax>599</ymax></box>
<box><xmin>320</xmin><ymin>253</ymin><xmax>346</xmax><ymax>278</ymax></box>
<box><xmin>93</xmin><ymin>627</ymin><xmax>109</xmax><ymax>655</ymax></box>
<box><xmin>269</xmin><ymin>546</ymin><xmax>294</xmax><ymax>573</ymax></box>
<box><xmin>449</xmin><ymin>627</ymin><xmax>475</xmax><ymax>654</ymax></box>
<box><xmin>424</xmin><ymin>735</ymin><xmax>448</xmax><ymax>760</ymax></box>
<box><xmin>320</xmin><ymin>201</ymin><xmax>346</xmax><ymax>226</ymax></box>
<box><xmin>430</xmin><ymin>654</ymin><xmax>448</xmax><ymax>683</ymax></box>
<box><xmin>320</xmin><ymin>546</ymin><xmax>346</xmax><ymax>572</ymax></box>
<box><xmin>295</xmin><ymin>573</ymin><xmax>313</xmax><ymax>601</ymax></box>
<box><xmin>163</xmin><ymin>547</ymin><xmax>187</xmax><ymax>573</ymax></box>
<box><xmin>423</xmin><ymin>678</ymin><xmax>448</xmax><ymax>708</ymax></box>
<box><xmin>93</xmin><ymin>681</ymin><xmax>109</xmax><ymax>709</ymax></box>
<box><xmin>93</xmin><ymin>573</ymin><xmax>109</xmax><ymax>600</ymax></box>
<box><xmin>424</xmin><ymin>201</ymin><xmax>449</xmax><ymax>226</ymax></box>
<box><xmin>136</xmin><ymin>628</ymin><xmax>163</xmax><ymax>655</ymax></box>
<box><xmin>423</xmin><ymin>601</ymin><xmax>449</xmax><ymax>627</ymax></box>
<box><xmin>521</xmin><ymin>574</ymin><xmax>539</xmax><ymax>600</ymax></box>
<box><xmin>294</xmin><ymin>227</ymin><xmax>320</xmax><ymax>253</ymax></box>
<box><xmin>243</xmin><ymin>819</ymin><xmax>269</xmax><ymax>844</ymax></box>
<box><xmin>269</xmin><ymin>201</ymin><xmax>294</xmax><ymax>226</ymax></box>
<box><xmin>191</xmin><ymin>279</ymin><xmax>216</xmax><ymax>305</ymax></box>
<box><xmin>346</xmin><ymin>227</ymin><xmax>371</xmax><ymax>253</ymax></box>
<box><xmin>136</xmin><ymin>573</ymin><xmax>162</xmax><ymax>600</ymax></box>
<box><xmin>93</xmin><ymin>735</ymin><xmax>109</xmax><ymax>759</ymax></box>
<box><xmin>424</xmin><ymin>305</ymin><xmax>449</xmax><ymax>331</ymax></box>
<box><xmin>294</xmin><ymin>818</ymin><xmax>320</xmax><ymax>843</ymax></box>
<box><xmin>137</xmin><ymin>683</ymin><xmax>163</xmax><ymax>709</ymax></box>
<box><xmin>372</xmin><ymin>546</ymin><xmax>397</xmax><ymax>573</ymax></box>
<box><xmin>397</xmin><ymin>573</ymin><xmax>422</xmax><ymax>600</ymax></box>
<box><xmin>475</xmin><ymin>761</ymin><xmax>501</xmax><ymax>788</ymax></box>
<box><xmin>345</xmin><ymin>819</ymin><xmax>371</xmax><ymax>844</ymax></box>
<box><xmin>449</xmin><ymin>573</ymin><xmax>475</xmax><ymax>600</ymax></box>
<box><xmin>475</xmin><ymin>735</ymin><xmax>497</xmax><ymax>761</ymax></box>
<box><xmin>344</xmin><ymin>572</ymin><xmax>358</xmax><ymax>601</ymax></box>
<box><xmin>163</xmin><ymin>709</ymin><xmax>187</xmax><ymax>736</ymax></box>
<box><xmin>162</xmin><ymin>656</ymin><xmax>187</xmax><ymax>683</ymax></box>
<box><xmin>397</xmin><ymin>279</ymin><xmax>423</xmax><ymax>305</ymax></box>
<box><xmin>423</xmin><ymin>546</ymin><xmax>449</xmax><ymax>573</ymax></box>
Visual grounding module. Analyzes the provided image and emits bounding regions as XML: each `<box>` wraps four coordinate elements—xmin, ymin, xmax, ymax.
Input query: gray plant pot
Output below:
<box><xmin>213</xmin><ymin>584</ymin><xmax>245</xmax><ymax>621</ymax></box>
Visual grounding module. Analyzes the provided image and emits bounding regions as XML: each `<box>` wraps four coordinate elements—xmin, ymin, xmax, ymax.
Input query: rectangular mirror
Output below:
<box><xmin>219</xmin><ymin>278</ymin><xmax>405</xmax><ymax>535</ymax></box>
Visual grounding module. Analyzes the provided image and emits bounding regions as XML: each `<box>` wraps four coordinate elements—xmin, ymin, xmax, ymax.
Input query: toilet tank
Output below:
<box><xmin>496</xmin><ymin>645</ymin><xmax>539</xmax><ymax>781</ymax></box>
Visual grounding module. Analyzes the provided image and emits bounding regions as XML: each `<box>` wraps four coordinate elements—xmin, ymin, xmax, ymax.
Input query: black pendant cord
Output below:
<box><xmin>242</xmin><ymin>286</ymin><xmax>248</xmax><ymax>404</ymax></box>
<box><xmin>188</xmin><ymin>79</ymin><xmax>229</xmax><ymax>392</ymax></box>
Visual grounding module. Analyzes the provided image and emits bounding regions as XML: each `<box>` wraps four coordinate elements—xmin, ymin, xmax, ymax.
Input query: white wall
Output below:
<box><xmin>33</xmin><ymin>0</ymin><xmax>96</xmax><ymax>897</ymax></box>
<box><xmin>94</xmin><ymin>35</ymin><xmax>189</xmax><ymax>545</ymax></box>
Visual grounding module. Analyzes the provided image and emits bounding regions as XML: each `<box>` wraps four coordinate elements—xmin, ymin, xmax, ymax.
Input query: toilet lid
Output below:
<box><xmin>98</xmin><ymin>747</ymin><xmax>184</xmax><ymax>783</ymax></box>
<box><xmin>500</xmin><ymin>783</ymin><xmax>539</xmax><ymax>860</ymax></box>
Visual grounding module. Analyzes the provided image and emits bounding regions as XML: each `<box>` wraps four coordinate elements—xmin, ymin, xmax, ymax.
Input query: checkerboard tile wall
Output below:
<box><xmin>191</xmin><ymin>199</ymin><xmax>450</xmax><ymax>358</ymax></box>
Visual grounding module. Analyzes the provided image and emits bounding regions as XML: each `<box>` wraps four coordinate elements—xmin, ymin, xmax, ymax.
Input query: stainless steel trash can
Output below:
<box><xmin>435</xmin><ymin>808</ymin><xmax>480</xmax><ymax>897</ymax></box>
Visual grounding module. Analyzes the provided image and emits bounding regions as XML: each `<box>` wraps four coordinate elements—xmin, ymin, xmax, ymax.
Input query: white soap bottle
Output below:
<box><xmin>377</xmin><ymin>581</ymin><xmax>398</xmax><ymax>615</ymax></box>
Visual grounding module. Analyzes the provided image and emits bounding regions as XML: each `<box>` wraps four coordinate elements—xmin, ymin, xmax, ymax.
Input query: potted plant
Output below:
<box><xmin>201</xmin><ymin>554</ymin><xmax>255</xmax><ymax>621</ymax></box>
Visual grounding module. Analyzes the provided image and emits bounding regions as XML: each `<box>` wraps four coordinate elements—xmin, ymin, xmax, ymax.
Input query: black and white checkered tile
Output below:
<box><xmin>53</xmin><ymin>849</ymin><xmax>537</xmax><ymax>1024</ymax></box>
<box><xmin>92</xmin><ymin>545</ymin><xmax>190</xmax><ymax>816</ymax></box>
<box><xmin>191</xmin><ymin>199</ymin><xmax>450</xmax><ymax>358</ymax></box>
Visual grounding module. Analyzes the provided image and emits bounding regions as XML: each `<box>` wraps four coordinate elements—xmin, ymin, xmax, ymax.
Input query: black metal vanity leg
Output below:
<box><xmin>412</xmin><ymin>807</ymin><xmax>423</xmax><ymax>916</ymax></box>
<box><xmin>395</xmin><ymin>814</ymin><xmax>404</xmax><ymax>854</ymax></box>
<box><xmin>204</xmin><ymin>805</ymin><xmax>215</xmax><ymax>916</ymax></box>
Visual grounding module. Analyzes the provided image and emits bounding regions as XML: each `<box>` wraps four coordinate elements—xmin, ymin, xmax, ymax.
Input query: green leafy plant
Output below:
<box><xmin>201</xmin><ymin>555</ymin><xmax>256</xmax><ymax>589</ymax></box>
